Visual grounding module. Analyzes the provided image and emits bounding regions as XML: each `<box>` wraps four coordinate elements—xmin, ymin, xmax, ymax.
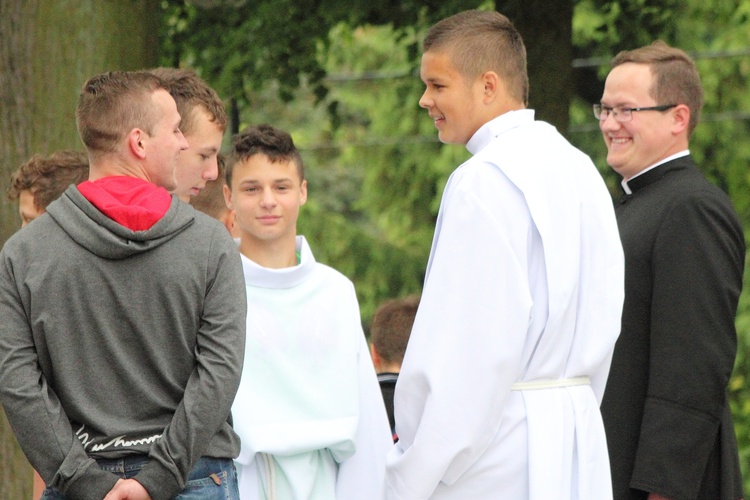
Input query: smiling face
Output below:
<box><xmin>419</xmin><ymin>50</ymin><xmax>487</xmax><ymax>145</ymax></box>
<box><xmin>599</xmin><ymin>63</ymin><xmax>685</xmax><ymax>180</ymax></box>
<box><xmin>225</xmin><ymin>153</ymin><xmax>307</xmax><ymax>250</ymax></box>
<box><xmin>173</xmin><ymin>106</ymin><xmax>223</xmax><ymax>201</ymax></box>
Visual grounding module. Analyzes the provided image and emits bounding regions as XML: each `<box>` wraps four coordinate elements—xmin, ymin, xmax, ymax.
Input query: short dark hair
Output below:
<box><xmin>76</xmin><ymin>71</ymin><xmax>165</xmax><ymax>155</ymax></box>
<box><xmin>148</xmin><ymin>67</ymin><xmax>228</xmax><ymax>136</ymax></box>
<box><xmin>370</xmin><ymin>295</ymin><xmax>420</xmax><ymax>365</ymax></box>
<box><xmin>611</xmin><ymin>41</ymin><xmax>703</xmax><ymax>136</ymax></box>
<box><xmin>8</xmin><ymin>151</ymin><xmax>89</xmax><ymax>210</ymax></box>
<box><xmin>424</xmin><ymin>10</ymin><xmax>528</xmax><ymax>105</ymax></box>
<box><xmin>226</xmin><ymin>124</ymin><xmax>304</xmax><ymax>187</ymax></box>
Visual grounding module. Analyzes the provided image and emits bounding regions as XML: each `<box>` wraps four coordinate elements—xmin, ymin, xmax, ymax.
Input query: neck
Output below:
<box><xmin>88</xmin><ymin>154</ymin><xmax>148</xmax><ymax>182</ymax></box>
<box><xmin>487</xmin><ymin>97</ymin><xmax>525</xmax><ymax>122</ymax></box>
<box><xmin>239</xmin><ymin>234</ymin><xmax>298</xmax><ymax>269</ymax></box>
<box><xmin>375</xmin><ymin>360</ymin><xmax>401</xmax><ymax>374</ymax></box>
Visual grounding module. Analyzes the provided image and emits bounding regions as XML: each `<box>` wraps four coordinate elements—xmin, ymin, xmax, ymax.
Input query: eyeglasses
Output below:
<box><xmin>593</xmin><ymin>103</ymin><xmax>677</xmax><ymax>123</ymax></box>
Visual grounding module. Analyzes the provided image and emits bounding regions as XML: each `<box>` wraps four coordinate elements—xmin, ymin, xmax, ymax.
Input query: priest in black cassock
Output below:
<box><xmin>596</xmin><ymin>41</ymin><xmax>745</xmax><ymax>500</ymax></box>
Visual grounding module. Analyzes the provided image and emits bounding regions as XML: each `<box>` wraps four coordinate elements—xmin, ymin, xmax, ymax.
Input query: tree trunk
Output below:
<box><xmin>501</xmin><ymin>0</ymin><xmax>573</xmax><ymax>135</ymax></box>
<box><xmin>0</xmin><ymin>0</ymin><xmax>160</xmax><ymax>246</ymax></box>
<box><xmin>0</xmin><ymin>0</ymin><xmax>159</xmax><ymax>495</ymax></box>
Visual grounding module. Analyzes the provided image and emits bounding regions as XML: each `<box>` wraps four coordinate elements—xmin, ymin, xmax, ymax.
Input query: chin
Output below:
<box><xmin>438</xmin><ymin>133</ymin><xmax>464</xmax><ymax>146</ymax></box>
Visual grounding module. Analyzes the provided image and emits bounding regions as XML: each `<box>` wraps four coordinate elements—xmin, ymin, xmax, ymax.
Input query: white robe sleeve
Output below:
<box><xmin>335</xmin><ymin>313</ymin><xmax>393</xmax><ymax>499</ymax></box>
<box><xmin>385</xmin><ymin>167</ymin><xmax>534</xmax><ymax>499</ymax></box>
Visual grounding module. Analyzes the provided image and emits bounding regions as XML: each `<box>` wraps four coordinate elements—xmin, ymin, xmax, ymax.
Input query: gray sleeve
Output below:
<box><xmin>134</xmin><ymin>227</ymin><xmax>247</xmax><ymax>499</ymax></box>
<box><xmin>0</xmin><ymin>244</ymin><xmax>119</xmax><ymax>500</ymax></box>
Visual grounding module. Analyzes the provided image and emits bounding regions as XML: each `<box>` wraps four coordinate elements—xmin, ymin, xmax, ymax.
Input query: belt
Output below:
<box><xmin>511</xmin><ymin>376</ymin><xmax>590</xmax><ymax>391</ymax></box>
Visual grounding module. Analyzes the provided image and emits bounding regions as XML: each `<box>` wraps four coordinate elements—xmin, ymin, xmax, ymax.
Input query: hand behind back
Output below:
<box><xmin>102</xmin><ymin>479</ymin><xmax>152</xmax><ymax>500</ymax></box>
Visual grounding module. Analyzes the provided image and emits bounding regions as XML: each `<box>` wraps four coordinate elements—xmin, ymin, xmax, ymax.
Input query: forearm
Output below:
<box><xmin>0</xmin><ymin>286</ymin><xmax>116</xmax><ymax>497</ymax></box>
<box><xmin>137</xmin><ymin>244</ymin><xmax>246</xmax><ymax>498</ymax></box>
<box><xmin>633</xmin><ymin>194</ymin><xmax>743</xmax><ymax>497</ymax></box>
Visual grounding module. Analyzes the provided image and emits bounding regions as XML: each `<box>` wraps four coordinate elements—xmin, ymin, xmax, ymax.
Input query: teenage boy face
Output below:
<box><xmin>419</xmin><ymin>49</ymin><xmax>486</xmax><ymax>145</ymax></box>
<box><xmin>225</xmin><ymin>153</ymin><xmax>307</xmax><ymax>244</ymax></box>
<box><xmin>173</xmin><ymin>106</ymin><xmax>223</xmax><ymax>202</ymax></box>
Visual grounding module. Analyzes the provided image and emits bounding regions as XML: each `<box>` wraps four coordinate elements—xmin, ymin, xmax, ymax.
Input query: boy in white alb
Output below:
<box><xmin>385</xmin><ymin>11</ymin><xmax>624</xmax><ymax>500</ymax></box>
<box><xmin>225</xmin><ymin>124</ymin><xmax>392</xmax><ymax>499</ymax></box>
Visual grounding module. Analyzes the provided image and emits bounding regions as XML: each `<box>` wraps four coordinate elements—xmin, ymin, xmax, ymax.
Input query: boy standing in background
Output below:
<box><xmin>225</xmin><ymin>124</ymin><xmax>391</xmax><ymax>499</ymax></box>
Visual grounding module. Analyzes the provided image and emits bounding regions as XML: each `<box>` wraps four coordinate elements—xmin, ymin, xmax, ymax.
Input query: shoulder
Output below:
<box><xmin>310</xmin><ymin>262</ymin><xmax>356</xmax><ymax>290</ymax></box>
<box><xmin>471</xmin><ymin>120</ymin><xmax>598</xmax><ymax>183</ymax></box>
<box><xmin>2</xmin><ymin>210</ymin><xmax>67</xmax><ymax>259</ymax></box>
<box><xmin>178</xmin><ymin>204</ymin><xmax>237</xmax><ymax>246</ymax></box>
<box><xmin>449</xmin><ymin>156</ymin><xmax>514</xmax><ymax>194</ymax></box>
<box><xmin>659</xmin><ymin>165</ymin><xmax>738</xmax><ymax>215</ymax></box>
<box><xmin>637</xmin><ymin>170</ymin><xmax>743</xmax><ymax>249</ymax></box>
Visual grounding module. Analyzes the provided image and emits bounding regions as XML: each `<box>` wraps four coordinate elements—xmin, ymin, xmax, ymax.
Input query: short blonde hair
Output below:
<box><xmin>76</xmin><ymin>71</ymin><xmax>164</xmax><ymax>155</ymax></box>
<box><xmin>424</xmin><ymin>10</ymin><xmax>528</xmax><ymax>105</ymax></box>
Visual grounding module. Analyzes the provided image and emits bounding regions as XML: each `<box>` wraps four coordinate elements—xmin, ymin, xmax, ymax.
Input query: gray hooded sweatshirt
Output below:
<box><xmin>0</xmin><ymin>185</ymin><xmax>246</xmax><ymax>500</ymax></box>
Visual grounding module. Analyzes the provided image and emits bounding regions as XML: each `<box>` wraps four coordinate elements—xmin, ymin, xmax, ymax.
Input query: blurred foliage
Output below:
<box><xmin>158</xmin><ymin>0</ymin><xmax>487</xmax><ymax>322</ymax></box>
<box><xmin>160</xmin><ymin>0</ymin><xmax>750</xmax><ymax>487</ymax></box>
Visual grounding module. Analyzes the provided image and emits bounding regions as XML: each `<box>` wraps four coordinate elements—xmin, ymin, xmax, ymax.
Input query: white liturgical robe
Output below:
<box><xmin>232</xmin><ymin>236</ymin><xmax>392</xmax><ymax>500</ymax></box>
<box><xmin>385</xmin><ymin>110</ymin><xmax>624</xmax><ymax>500</ymax></box>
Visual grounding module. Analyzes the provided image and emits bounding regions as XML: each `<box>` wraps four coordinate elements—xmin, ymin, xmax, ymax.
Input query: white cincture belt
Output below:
<box><xmin>511</xmin><ymin>376</ymin><xmax>590</xmax><ymax>391</ymax></box>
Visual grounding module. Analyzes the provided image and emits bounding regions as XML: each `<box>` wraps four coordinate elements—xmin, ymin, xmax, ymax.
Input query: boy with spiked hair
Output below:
<box><xmin>0</xmin><ymin>71</ymin><xmax>246</xmax><ymax>499</ymax></box>
<box><xmin>385</xmin><ymin>10</ymin><xmax>624</xmax><ymax>499</ymax></box>
<box><xmin>224</xmin><ymin>124</ymin><xmax>391</xmax><ymax>499</ymax></box>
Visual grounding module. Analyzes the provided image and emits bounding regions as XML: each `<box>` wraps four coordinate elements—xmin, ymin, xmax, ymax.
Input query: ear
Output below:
<box><xmin>219</xmin><ymin>210</ymin><xmax>235</xmax><ymax>235</ymax></box>
<box><xmin>671</xmin><ymin>104</ymin><xmax>690</xmax><ymax>135</ymax></box>
<box><xmin>129</xmin><ymin>128</ymin><xmax>147</xmax><ymax>159</ymax></box>
<box><xmin>481</xmin><ymin>71</ymin><xmax>501</xmax><ymax>104</ymax></box>
<box><xmin>370</xmin><ymin>342</ymin><xmax>382</xmax><ymax>371</ymax></box>
<box><xmin>223</xmin><ymin>183</ymin><xmax>234</xmax><ymax>210</ymax></box>
<box><xmin>299</xmin><ymin>179</ymin><xmax>308</xmax><ymax>206</ymax></box>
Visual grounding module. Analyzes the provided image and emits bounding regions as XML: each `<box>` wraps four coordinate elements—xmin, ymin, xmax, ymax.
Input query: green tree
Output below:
<box><xmin>0</xmin><ymin>1</ymin><xmax>160</xmax><ymax>495</ymax></box>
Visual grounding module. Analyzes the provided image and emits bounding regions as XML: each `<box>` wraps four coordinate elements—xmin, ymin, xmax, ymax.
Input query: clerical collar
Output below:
<box><xmin>621</xmin><ymin>150</ymin><xmax>689</xmax><ymax>194</ymax></box>
<box><xmin>466</xmin><ymin>109</ymin><xmax>535</xmax><ymax>155</ymax></box>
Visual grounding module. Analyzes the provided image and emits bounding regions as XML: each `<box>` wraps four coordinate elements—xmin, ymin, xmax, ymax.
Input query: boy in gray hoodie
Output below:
<box><xmin>0</xmin><ymin>71</ymin><xmax>246</xmax><ymax>500</ymax></box>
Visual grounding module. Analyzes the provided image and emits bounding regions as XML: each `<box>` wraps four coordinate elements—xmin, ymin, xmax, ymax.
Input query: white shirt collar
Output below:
<box><xmin>466</xmin><ymin>109</ymin><xmax>535</xmax><ymax>155</ymax></box>
<box><xmin>240</xmin><ymin>235</ymin><xmax>315</xmax><ymax>288</ymax></box>
<box><xmin>621</xmin><ymin>150</ymin><xmax>690</xmax><ymax>194</ymax></box>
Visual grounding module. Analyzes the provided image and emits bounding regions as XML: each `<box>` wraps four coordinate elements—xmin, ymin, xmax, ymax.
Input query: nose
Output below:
<box><xmin>260</xmin><ymin>188</ymin><xmax>276</xmax><ymax>208</ymax></box>
<box><xmin>178</xmin><ymin>130</ymin><xmax>189</xmax><ymax>151</ymax></box>
<box><xmin>204</xmin><ymin>156</ymin><xmax>219</xmax><ymax>181</ymax></box>
<box><xmin>418</xmin><ymin>89</ymin><xmax>431</xmax><ymax>109</ymax></box>
<box><xmin>599</xmin><ymin>112</ymin><xmax>620</xmax><ymax>132</ymax></box>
